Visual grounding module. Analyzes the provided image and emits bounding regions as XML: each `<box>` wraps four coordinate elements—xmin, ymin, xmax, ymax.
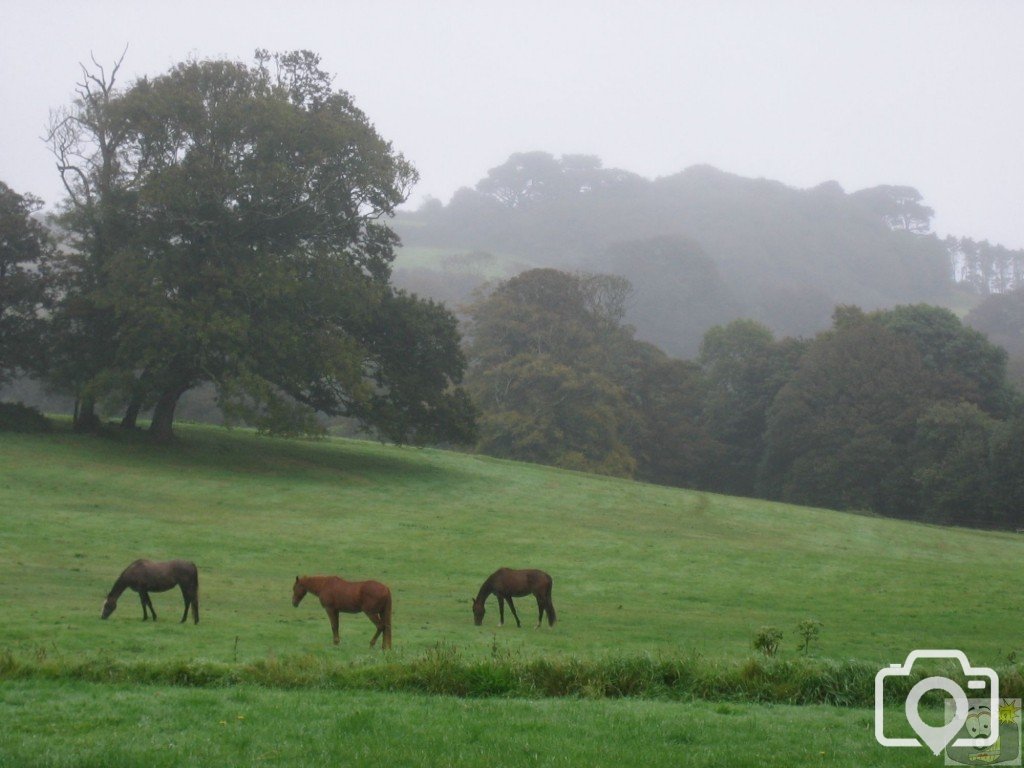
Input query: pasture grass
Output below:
<box><xmin>0</xmin><ymin>680</ymin><xmax>944</xmax><ymax>768</ymax></box>
<box><xmin>1</xmin><ymin>421</ymin><xmax>1020</xmax><ymax>669</ymax></box>
<box><xmin>1</xmin><ymin>421</ymin><xmax>1022</xmax><ymax>764</ymax></box>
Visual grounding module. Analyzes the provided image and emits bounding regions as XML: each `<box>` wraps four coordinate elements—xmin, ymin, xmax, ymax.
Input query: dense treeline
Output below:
<box><xmin>0</xmin><ymin>51</ymin><xmax>475</xmax><ymax>444</ymax></box>
<box><xmin>466</xmin><ymin>268</ymin><xmax>1024</xmax><ymax>529</ymax></box>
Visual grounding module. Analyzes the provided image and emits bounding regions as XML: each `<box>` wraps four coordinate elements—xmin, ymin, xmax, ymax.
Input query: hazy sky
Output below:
<box><xmin>4</xmin><ymin>1</ymin><xmax>1023</xmax><ymax>247</ymax></box>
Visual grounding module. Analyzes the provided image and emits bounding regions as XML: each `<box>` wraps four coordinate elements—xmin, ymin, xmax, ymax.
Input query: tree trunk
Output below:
<box><xmin>73</xmin><ymin>395</ymin><xmax>101</xmax><ymax>432</ymax></box>
<box><xmin>149</xmin><ymin>385</ymin><xmax>188</xmax><ymax>442</ymax></box>
<box><xmin>120</xmin><ymin>396</ymin><xmax>142</xmax><ymax>430</ymax></box>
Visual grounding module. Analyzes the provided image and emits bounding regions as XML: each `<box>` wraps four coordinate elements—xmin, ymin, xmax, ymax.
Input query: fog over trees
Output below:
<box><xmin>393</xmin><ymin>152</ymin><xmax>1024</xmax><ymax>357</ymax></box>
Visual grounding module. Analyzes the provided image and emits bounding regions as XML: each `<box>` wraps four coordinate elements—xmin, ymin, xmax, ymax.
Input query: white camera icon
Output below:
<box><xmin>875</xmin><ymin>650</ymin><xmax>999</xmax><ymax>754</ymax></box>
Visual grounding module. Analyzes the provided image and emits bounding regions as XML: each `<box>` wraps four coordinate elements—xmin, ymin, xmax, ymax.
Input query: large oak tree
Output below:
<box><xmin>48</xmin><ymin>51</ymin><xmax>474</xmax><ymax>443</ymax></box>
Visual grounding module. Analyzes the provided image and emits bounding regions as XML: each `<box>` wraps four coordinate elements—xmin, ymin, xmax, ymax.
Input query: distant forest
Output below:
<box><xmin>393</xmin><ymin>151</ymin><xmax>1024</xmax><ymax>358</ymax></box>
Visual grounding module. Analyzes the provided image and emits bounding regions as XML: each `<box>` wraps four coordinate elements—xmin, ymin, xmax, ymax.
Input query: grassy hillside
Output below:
<box><xmin>1</xmin><ymin>422</ymin><xmax>1019</xmax><ymax>666</ymax></box>
<box><xmin>2</xmin><ymin>423</ymin><xmax>1019</xmax><ymax>766</ymax></box>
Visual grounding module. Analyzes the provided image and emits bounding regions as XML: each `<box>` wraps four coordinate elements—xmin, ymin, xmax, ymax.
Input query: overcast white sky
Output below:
<box><xmin>4</xmin><ymin>1</ymin><xmax>1022</xmax><ymax>247</ymax></box>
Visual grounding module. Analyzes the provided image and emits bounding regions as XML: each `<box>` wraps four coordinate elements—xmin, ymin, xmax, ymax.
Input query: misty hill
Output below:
<box><xmin>394</xmin><ymin>152</ymin><xmax>1018</xmax><ymax>357</ymax></box>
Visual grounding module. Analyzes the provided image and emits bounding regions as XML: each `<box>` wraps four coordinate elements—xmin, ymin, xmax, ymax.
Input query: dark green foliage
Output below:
<box><xmin>0</xmin><ymin>182</ymin><xmax>52</xmax><ymax>385</ymax></box>
<box><xmin>42</xmin><ymin>51</ymin><xmax>474</xmax><ymax>444</ymax></box>
<box><xmin>753</xmin><ymin>627</ymin><xmax>783</xmax><ymax>657</ymax></box>
<box><xmin>760</xmin><ymin>311</ymin><xmax>929</xmax><ymax>513</ymax></box>
<box><xmin>465</xmin><ymin>269</ymin><xmax>636</xmax><ymax>475</ymax></box>
<box><xmin>796</xmin><ymin>619</ymin><xmax>822</xmax><ymax>655</ymax></box>
<box><xmin>759</xmin><ymin>304</ymin><xmax>1022</xmax><ymax>526</ymax></box>
<box><xmin>0</xmin><ymin>402</ymin><xmax>50</xmax><ymax>432</ymax></box>
<box><xmin>699</xmin><ymin>320</ymin><xmax>805</xmax><ymax>496</ymax></box>
<box><xmin>11</xmin><ymin>646</ymin><xmax>1014</xmax><ymax>707</ymax></box>
<box><xmin>908</xmin><ymin>402</ymin><xmax>996</xmax><ymax>526</ymax></box>
<box><xmin>876</xmin><ymin>304</ymin><xmax>1011</xmax><ymax>416</ymax></box>
<box><xmin>623</xmin><ymin>347</ymin><xmax>717</xmax><ymax>488</ymax></box>
<box><xmin>465</xmin><ymin>268</ymin><xmax>712</xmax><ymax>480</ymax></box>
<box><xmin>987</xmin><ymin>418</ymin><xmax>1024</xmax><ymax>529</ymax></box>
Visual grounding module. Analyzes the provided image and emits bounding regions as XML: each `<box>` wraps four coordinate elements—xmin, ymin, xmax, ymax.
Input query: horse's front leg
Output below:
<box><xmin>145</xmin><ymin>592</ymin><xmax>157</xmax><ymax>621</ymax></box>
<box><xmin>498</xmin><ymin>596</ymin><xmax>506</xmax><ymax>627</ymax></box>
<box><xmin>327</xmin><ymin>608</ymin><xmax>340</xmax><ymax>645</ymax></box>
<box><xmin>535</xmin><ymin>596</ymin><xmax>544</xmax><ymax>628</ymax></box>
<box><xmin>180</xmin><ymin>587</ymin><xmax>190</xmax><ymax>624</ymax></box>
<box><xmin>506</xmin><ymin>596</ymin><xmax>521</xmax><ymax>628</ymax></box>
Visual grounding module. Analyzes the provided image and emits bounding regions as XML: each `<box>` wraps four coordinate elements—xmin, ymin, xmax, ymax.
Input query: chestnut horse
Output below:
<box><xmin>292</xmin><ymin>575</ymin><xmax>392</xmax><ymax>649</ymax></box>
<box><xmin>101</xmin><ymin>559</ymin><xmax>199</xmax><ymax>623</ymax></box>
<box><xmin>472</xmin><ymin>567</ymin><xmax>556</xmax><ymax>628</ymax></box>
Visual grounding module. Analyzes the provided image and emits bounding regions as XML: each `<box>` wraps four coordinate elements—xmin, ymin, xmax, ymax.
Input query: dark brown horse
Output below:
<box><xmin>472</xmin><ymin>567</ymin><xmax>556</xmax><ymax>628</ymax></box>
<box><xmin>101</xmin><ymin>559</ymin><xmax>199</xmax><ymax>623</ymax></box>
<box><xmin>292</xmin><ymin>575</ymin><xmax>392</xmax><ymax>649</ymax></box>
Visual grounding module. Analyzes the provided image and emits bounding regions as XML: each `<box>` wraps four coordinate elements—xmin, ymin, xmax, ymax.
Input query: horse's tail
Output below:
<box><xmin>190</xmin><ymin>564</ymin><xmax>200</xmax><ymax>624</ymax></box>
<box><xmin>383</xmin><ymin>591</ymin><xmax>393</xmax><ymax>650</ymax></box>
<box><xmin>545</xmin><ymin>580</ymin><xmax>556</xmax><ymax>626</ymax></box>
<box><xmin>193</xmin><ymin>574</ymin><xmax>200</xmax><ymax>624</ymax></box>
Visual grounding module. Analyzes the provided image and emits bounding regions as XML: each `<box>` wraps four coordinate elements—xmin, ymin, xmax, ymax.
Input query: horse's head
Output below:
<box><xmin>472</xmin><ymin>597</ymin><xmax>485</xmax><ymax>626</ymax></box>
<box><xmin>101</xmin><ymin>595</ymin><xmax>117</xmax><ymax>619</ymax></box>
<box><xmin>292</xmin><ymin>577</ymin><xmax>307</xmax><ymax>607</ymax></box>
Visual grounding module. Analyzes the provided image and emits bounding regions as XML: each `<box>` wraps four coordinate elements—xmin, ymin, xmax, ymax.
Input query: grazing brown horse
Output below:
<box><xmin>292</xmin><ymin>575</ymin><xmax>392</xmax><ymax>649</ymax></box>
<box><xmin>472</xmin><ymin>568</ymin><xmax>556</xmax><ymax>628</ymax></box>
<box><xmin>101</xmin><ymin>559</ymin><xmax>199</xmax><ymax>623</ymax></box>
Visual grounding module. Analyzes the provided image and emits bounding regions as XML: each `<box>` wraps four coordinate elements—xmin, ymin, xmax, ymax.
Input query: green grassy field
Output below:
<box><xmin>0</xmin><ymin>680</ymin><xmax>949</xmax><ymax>768</ymax></box>
<box><xmin>0</xmin><ymin>422</ymin><xmax>1020</xmax><ymax>765</ymax></box>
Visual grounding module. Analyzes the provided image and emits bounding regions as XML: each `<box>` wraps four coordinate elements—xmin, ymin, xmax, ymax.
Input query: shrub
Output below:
<box><xmin>753</xmin><ymin>626</ymin><xmax>783</xmax><ymax>657</ymax></box>
<box><xmin>796</xmin><ymin>618</ymin><xmax>823</xmax><ymax>655</ymax></box>
<box><xmin>0</xmin><ymin>402</ymin><xmax>50</xmax><ymax>433</ymax></box>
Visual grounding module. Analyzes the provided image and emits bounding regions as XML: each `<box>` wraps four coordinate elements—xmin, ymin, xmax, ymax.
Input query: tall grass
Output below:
<box><xmin>2</xmin><ymin>645</ymin><xmax>1019</xmax><ymax>707</ymax></box>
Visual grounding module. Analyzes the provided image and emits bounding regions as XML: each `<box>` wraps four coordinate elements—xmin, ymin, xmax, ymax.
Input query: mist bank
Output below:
<box><xmin>393</xmin><ymin>152</ymin><xmax>1022</xmax><ymax>358</ymax></box>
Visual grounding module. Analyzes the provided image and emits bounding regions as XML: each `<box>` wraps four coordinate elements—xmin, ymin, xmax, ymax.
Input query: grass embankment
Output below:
<box><xmin>3</xmin><ymin>645</ymin><xmax>1021</xmax><ymax>708</ymax></box>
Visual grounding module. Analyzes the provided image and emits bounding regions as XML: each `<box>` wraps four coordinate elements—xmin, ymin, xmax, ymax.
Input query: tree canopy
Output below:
<box><xmin>41</xmin><ymin>50</ymin><xmax>473</xmax><ymax>443</ymax></box>
<box><xmin>464</xmin><ymin>268</ymin><xmax>713</xmax><ymax>481</ymax></box>
<box><xmin>0</xmin><ymin>182</ymin><xmax>52</xmax><ymax>385</ymax></box>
